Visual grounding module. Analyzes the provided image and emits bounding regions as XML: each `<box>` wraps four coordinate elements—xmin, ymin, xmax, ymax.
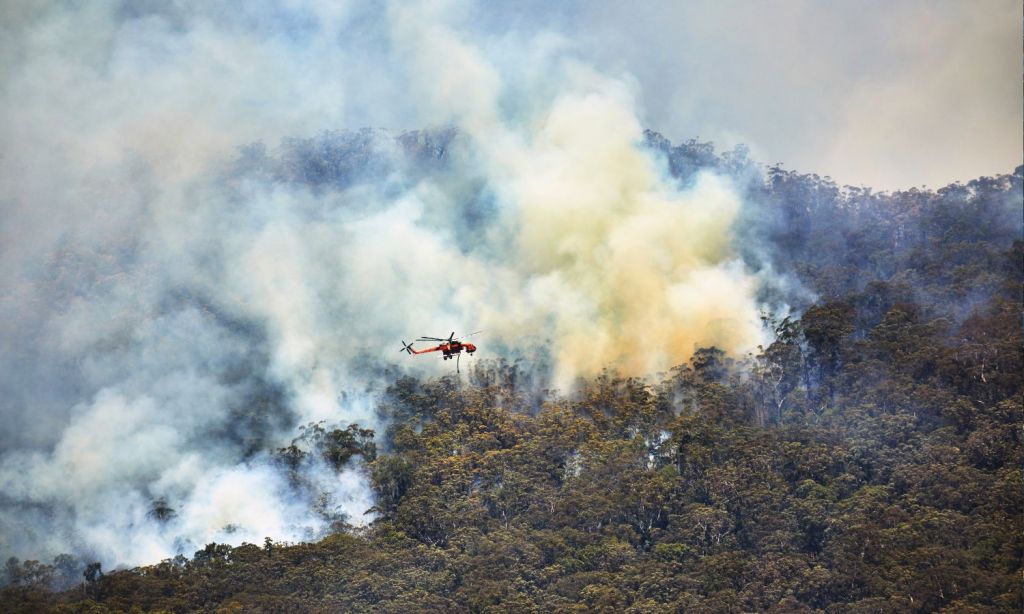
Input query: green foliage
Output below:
<box><xmin>13</xmin><ymin>307</ymin><xmax>1019</xmax><ymax>611</ymax></box>
<box><xmin>273</xmin><ymin>421</ymin><xmax>377</xmax><ymax>473</ymax></box>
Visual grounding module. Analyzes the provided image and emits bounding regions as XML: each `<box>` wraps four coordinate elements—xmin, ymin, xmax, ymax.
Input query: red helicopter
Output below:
<box><xmin>400</xmin><ymin>331</ymin><xmax>480</xmax><ymax>373</ymax></box>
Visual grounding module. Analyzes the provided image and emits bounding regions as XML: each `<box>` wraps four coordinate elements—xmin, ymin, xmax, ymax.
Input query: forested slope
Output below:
<box><xmin>3</xmin><ymin>136</ymin><xmax>1021</xmax><ymax>613</ymax></box>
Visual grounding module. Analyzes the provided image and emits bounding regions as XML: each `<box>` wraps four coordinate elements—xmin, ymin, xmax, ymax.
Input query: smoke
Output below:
<box><xmin>388</xmin><ymin>10</ymin><xmax>765</xmax><ymax>382</ymax></box>
<box><xmin>0</xmin><ymin>0</ymin><xmax>768</xmax><ymax>568</ymax></box>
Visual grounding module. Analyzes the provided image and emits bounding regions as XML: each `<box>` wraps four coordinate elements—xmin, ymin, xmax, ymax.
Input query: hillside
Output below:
<box><xmin>2</xmin><ymin>137</ymin><xmax>1021</xmax><ymax>612</ymax></box>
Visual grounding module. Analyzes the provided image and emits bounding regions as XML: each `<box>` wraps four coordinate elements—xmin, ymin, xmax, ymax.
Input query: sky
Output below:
<box><xmin>485</xmin><ymin>0</ymin><xmax>1023</xmax><ymax>190</ymax></box>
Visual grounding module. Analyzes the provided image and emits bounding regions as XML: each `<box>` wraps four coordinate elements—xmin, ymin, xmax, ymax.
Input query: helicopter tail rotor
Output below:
<box><xmin>400</xmin><ymin>340</ymin><xmax>414</xmax><ymax>355</ymax></box>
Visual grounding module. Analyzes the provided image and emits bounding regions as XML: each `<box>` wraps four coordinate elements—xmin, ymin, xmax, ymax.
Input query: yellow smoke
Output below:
<box><xmin>394</xmin><ymin>4</ymin><xmax>764</xmax><ymax>386</ymax></box>
<box><xmin>495</xmin><ymin>74</ymin><xmax>761</xmax><ymax>383</ymax></box>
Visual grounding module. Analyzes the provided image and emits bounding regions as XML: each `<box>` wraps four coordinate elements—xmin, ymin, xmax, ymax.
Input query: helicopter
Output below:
<box><xmin>400</xmin><ymin>331</ymin><xmax>480</xmax><ymax>373</ymax></box>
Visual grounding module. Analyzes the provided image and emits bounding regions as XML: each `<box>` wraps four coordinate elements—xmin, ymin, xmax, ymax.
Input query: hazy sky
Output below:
<box><xmin>4</xmin><ymin>0</ymin><xmax>1017</xmax><ymax>190</ymax></box>
<box><xmin>480</xmin><ymin>0</ymin><xmax>1023</xmax><ymax>190</ymax></box>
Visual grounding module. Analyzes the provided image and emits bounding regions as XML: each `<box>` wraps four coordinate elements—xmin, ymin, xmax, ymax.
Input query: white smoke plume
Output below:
<box><xmin>0</xmin><ymin>0</ymin><xmax>767</xmax><ymax>568</ymax></box>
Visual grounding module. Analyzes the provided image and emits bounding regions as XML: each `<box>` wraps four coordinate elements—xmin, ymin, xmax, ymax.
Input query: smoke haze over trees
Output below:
<box><xmin>3</xmin><ymin>126</ymin><xmax>1021</xmax><ymax>612</ymax></box>
<box><xmin>0</xmin><ymin>1</ymin><xmax>1021</xmax><ymax>612</ymax></box>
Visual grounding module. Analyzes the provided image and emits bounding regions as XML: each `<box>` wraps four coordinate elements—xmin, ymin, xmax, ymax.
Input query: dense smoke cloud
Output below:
<box><xmin>389</xmin><ymin>6</ymin><xmax>765</xmax><ymax>383</ymax></box>
<box><xmin>0</xmin><ymin>0</ymin><xmax>769</xmax><ymax>568</ymax></box>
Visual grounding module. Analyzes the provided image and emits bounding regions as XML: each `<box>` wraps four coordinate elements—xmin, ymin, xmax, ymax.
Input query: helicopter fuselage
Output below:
<box><xmin>412</xmin><ymin>341</ymin><xmax>476</xmax><ymax>358</ymax></box>
<box><xmin>401</xmin><ymin>332</ymin><xmax>480</xmax><ymax>373</ymax></box>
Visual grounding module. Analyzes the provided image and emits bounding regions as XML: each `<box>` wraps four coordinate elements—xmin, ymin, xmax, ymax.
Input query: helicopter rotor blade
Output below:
<box><xmin>417</xmin><ymin>337</ymin><xmax>445</xmax><ymax>342</ymax></box>
<box><xmin>447</xmin><ymin>332</ymin><xmax>455</xmax><ymax>343</ymax></box>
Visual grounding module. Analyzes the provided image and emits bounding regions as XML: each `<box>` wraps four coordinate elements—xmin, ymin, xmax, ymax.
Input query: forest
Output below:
<box><xmin>2</xmin><ymin>133</ymin><xmax>1021</xmax><ymax>612</ymax></box>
